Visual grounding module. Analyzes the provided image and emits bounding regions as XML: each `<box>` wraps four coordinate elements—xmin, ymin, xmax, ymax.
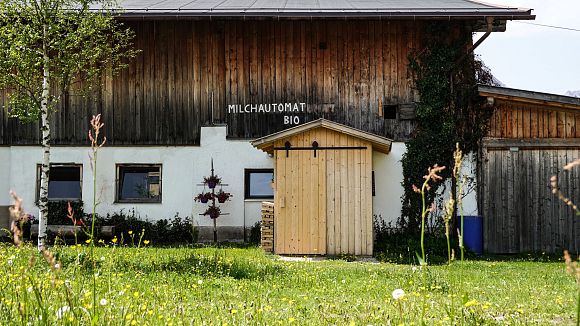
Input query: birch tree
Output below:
<box><xmin>0</xmin><ymin>0</ymin><xmax>136</xmax><ymax>248</ymax></box>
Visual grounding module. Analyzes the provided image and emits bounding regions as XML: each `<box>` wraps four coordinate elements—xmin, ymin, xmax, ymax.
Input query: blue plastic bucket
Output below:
<box><xmin>461</xmin><ymin>216</ymin><xmax>483</xmax><ymax>255</ymax></box>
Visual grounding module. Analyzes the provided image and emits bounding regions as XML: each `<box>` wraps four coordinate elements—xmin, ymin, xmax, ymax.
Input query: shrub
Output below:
<box><xmin>95</xmin><ymin>210</ymin><xmax>199</xmax><ymax>245</ymax></box>
<box><xmin>45</xmin><ymin>200</ymin><xmax>85</xmax><ymax>225</ymax></box>
<box><xmin>373</xmin><ymin>215</ymin><xmax>460</xmax><ymax>265</ymax></box>
<box><xmin>248</xmin><ymin>221</ymin><xmax>261</xmax><ymax>245</ymax></box>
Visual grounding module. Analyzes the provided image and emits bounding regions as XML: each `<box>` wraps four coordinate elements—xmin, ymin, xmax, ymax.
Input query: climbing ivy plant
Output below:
<box><xmin>399</xmin><ymin>22</ymin><xmax>494</xmax><ymax>233</ymax></box>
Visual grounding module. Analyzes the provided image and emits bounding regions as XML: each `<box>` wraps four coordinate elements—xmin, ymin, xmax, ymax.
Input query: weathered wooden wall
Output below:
<box><xmin>0</xmin><ymin>19</ymin><xmax>466</xmax><ymax>145</ymax></box>
<box><xmin>481</xmin><ymin>145</ymin><xmax>579</xmax><ymax>253</ymax></box>
<box><xmin>481</xmin><ymin>100</ymin><xmax>580</xmax><ymax>253</ymax></box>
<box><xmin>273</xmin><ymin>127</ymin><xmax>373</xmax><ymax>256</ymax></box>
<box><xmin>487</xmin><ymin>100</ymin><xmax>580</xmax><ymax>139</ymax></box>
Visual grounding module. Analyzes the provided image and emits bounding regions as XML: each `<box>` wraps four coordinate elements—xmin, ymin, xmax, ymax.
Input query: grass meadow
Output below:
<box><xmin>0</xmin><ymin>244</ymin><xmax>576</xmax><ymax>325</ymax></box>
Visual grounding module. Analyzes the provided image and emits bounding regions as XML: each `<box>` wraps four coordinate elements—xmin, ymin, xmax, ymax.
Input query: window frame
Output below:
<box><xmin>35</xmin><ymin>163</ymin><xmax>83</xmax><ymax>202</ymax></box>
<box><xmin>115</xmin><ymin>164</ymin><xmax>163</xmax><ymax>204</ymax></box>
<box><xmin>244</xmin><ymin>168</ymin><xmax>274</xmax><ymax>200</ymax></box>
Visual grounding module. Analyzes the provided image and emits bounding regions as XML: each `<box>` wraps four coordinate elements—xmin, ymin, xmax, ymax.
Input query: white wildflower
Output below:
<box><xmin>197</xmin><ymin>280</ymin><xmax>203</xmax><ymax>285</ymax></box>
<box><xmin>392</xmin><ymin>289</ymin><xmax>405</xmax><ymax>300</ymax></box>
<box><xmin>100</xmin><ymin>298</ymin><xmax>108</xmax><ymax>306</ymax></box>
<box><xmin>27</xmin><ymin>286</ymin><xmax>33</xmax><ymax>293</ymax></box>
<box><xmin>56</xmin><ymin>306</ymin><xmax>70</xmax><ymax>319</ymax></box>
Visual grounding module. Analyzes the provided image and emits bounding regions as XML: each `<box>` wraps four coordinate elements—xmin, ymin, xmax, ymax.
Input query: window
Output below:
<box><xmin>245</xmin><ymin>169</ymin><xmax>274</xmax><ymax>199</ymax></box>
<box><xmin>383</xmin><ymin>104</ymin><xmax>398</xmax><ymax>119</ymax></box>
<box><xmin>116</xmin><ymin>165</ymin><xmax>162</xmax><ymax>203</ymax></box>
<box><xmin>36</xmin><ymin>164</ymin><xmax>82</xmax><ymax>201</ymax></box>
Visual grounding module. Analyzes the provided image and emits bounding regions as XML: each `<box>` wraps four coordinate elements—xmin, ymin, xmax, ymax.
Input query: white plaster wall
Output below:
<box><xmin>3</xmin><ymin>126</ymin><xmax>274</xmax><ymax>228</ymax></box>
<box><xmin>372</xmin><ymin>142</ymin><xmax>405</xmax><ymax>226</ymax></box>
<box><xmin>0</xmin><ymin>147</ymin><xmax>11</xmax><ymax>205</ymax></box>
<box><xmin>432</xmin><ymin>152</ymin><xmax>479</xmax><ymax>218</ymax></box>
<box><xmin>458</xmin><ymin>152</ymin><xmax>479</xmax><ymax>216</ymax></box>
<box><xmin>372</xmin><ymin>143</ymin><xmax>479</xmax><ymax>227</ymax></box>
<box><xmin>3</xmin><ymin>131</ymin><xmax>480</xmax><ymax>231</ymax></box>
<box><xmin>244</xmin><ymin>200</ymin><xmax>265</xmax><ymax>227</ymax></box>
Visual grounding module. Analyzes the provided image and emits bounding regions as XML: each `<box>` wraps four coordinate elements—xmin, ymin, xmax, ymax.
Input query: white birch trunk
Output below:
<box><xmin>37</xmin><ymin>24</ymin><xmax>50</xmax><ymax>250</ymax></box>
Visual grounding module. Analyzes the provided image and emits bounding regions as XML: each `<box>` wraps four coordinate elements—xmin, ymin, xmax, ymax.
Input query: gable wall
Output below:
<box><xmin>0</xmin><ymin>20</ymin><xmax>472</xmax><ymax>145</ymax></box>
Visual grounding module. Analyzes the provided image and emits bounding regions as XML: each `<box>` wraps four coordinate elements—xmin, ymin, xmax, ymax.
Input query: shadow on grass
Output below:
<box><xmin>54</xmin><ymin>246</ymin><xmax>287</xmax><ymax>280</ymax></box>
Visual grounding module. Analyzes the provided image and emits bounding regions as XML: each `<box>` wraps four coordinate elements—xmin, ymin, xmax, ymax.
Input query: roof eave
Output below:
<box><xmin>479</xmin><ymin>85</ymin><xmax>580</xmax><ymax>110</ymax></box>
<box><xmin>114</xmin><ymin>9</ymin><xmax>535</xmax><ymax>20</ymax></box>
<box><xmin>251</xmin><ymin>119</ymin><xmax>393</xmax><ymax>155</ymax></box>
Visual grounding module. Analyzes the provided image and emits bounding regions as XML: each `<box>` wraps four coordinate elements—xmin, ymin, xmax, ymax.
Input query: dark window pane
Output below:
<box><xmin>118</xmin><ymin>166</ymin><xmax>161</xmax><ymax>201</ymax></box>
<box><xmin>47</xmin><ymin>166</ymin><xmax>81</xmax><ymax>200</ymax></box>
<box><xmin>249</xmin><ymin>172</ymin><xmax>273</xmax><ymax>198</ymax></box>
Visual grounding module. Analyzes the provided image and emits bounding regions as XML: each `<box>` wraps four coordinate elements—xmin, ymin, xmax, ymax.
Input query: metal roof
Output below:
<box><xmin>112</xmin><ymin>0</ymin><xmax>534</xmax><ymax>19</ymax></box>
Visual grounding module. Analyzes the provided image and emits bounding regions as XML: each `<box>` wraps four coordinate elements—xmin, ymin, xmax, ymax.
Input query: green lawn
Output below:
<box><xmin>0</xmin><ymin>244</ymin><xmax>576</xmax><ymax>325</ymax></box>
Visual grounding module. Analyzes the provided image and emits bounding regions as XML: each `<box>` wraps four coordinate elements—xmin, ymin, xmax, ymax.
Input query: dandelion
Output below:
<box><xmin>100</xmin><ymin>299</ymin><xmax>108</xmax><ymax>306</ymax></box>
<box><xmin>128</xmin><ymin>231</ymin><xmax>133</xmax><ymax>235</ymax></box>
<box><xmin>85</xmin><ymin>239</ymin><xmax>91</xmax><ymax>244</ymax></box>
<box><xmin>143</xmin><ymin>240</ymin><xmax>150</xmax><ymax>245</ymax></box>
<box><xmin>112</xmin><ymin>237</ymin><xmax>118</xmax><ymax>243</ymax></box>
<box><xmin>464</xmin><ymin>299</ymin><xmax>478</xmax><ymax>308</ymax></box>
<box><xmin>392</xmin><ymin>289</ymin><xmax>405</xmax><ymax>300</ymax></box>
<box><xmin>392</xmin><ymin>289</ymin><xmax>405</xmax><ymax>325</ymax></box>
<box><xmin>230</xmin><ymin>309</ymin><xmax>238</xmax><ymax>314</ymax></box>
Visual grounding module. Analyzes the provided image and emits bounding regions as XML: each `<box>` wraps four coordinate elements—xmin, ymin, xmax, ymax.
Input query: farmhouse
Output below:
<box><xmin>0</xmin><ymin>1</ymin><xmax>538</xmax><ymax>254</ymax></box>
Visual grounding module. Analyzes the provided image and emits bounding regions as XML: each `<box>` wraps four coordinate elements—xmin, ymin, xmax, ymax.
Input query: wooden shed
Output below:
<box><xmin>479</xmin><ymin>85</ymin><xmax>580</xmax><ymax>253</ymax></box>
<box><xmin>252</xmin><ymin>119</ymin><xmax>392</xmax><ymax>255</ymax></box>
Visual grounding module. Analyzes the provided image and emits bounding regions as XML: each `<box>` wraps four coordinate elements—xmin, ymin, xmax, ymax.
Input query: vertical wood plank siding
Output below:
<box><xmin>481</xmin><ymin>147</ymin><xmax>579</xmax><ymax>253</ymax></box>
<box><xmin>482</xmin><ymin>100</ymin><xmax>580</xmax><ymax>253</ymax></box>
<box><xmin>487</xmin><ymin>100</ymin><xmax>580</xmax><ymax>139</ymax></box>
<box><xmin>0</xmin><ymin>20</ymin><xmax>447</xmax><ymax>145</ymax></box>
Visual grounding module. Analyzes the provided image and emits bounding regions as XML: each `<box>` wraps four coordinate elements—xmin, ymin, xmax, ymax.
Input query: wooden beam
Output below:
<box><xmin>484</xmin><ymin>137</ymin><xmax>580</xmax><ymax>149</ymax></box>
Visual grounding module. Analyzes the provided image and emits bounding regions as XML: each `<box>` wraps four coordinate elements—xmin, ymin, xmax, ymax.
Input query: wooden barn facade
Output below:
<box><xmin>0</xmin><ymin>1</ymin><xmax>535</xmax><ymax>254</ymax></box>
<box><xmin>480</xmin><ymin>85</ymin><xmax>580</xmax><ymax>253</ymax></box>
